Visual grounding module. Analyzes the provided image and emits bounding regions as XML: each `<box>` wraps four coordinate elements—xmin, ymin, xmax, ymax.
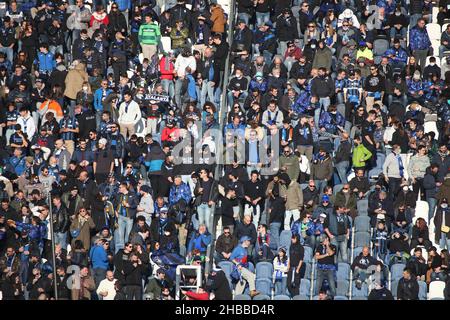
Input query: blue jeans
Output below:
<box><xmin>197</xmin><ymin>203</ymin><xmax>213</xmax><ymax>232</ymax></box>
<box><xmin>314</xmin><ymin>107</ymin><xmax>322</xmax><ymax>128</ymax></box>
<box><xmin>200</xmin><ymin>80</ymin><xmax>215</xmax><ymax>107</ymax></box>
<box><xmin>115</xmin><ymin>215</ymin><xmax>134</xmax><ymax>252</ymax></box>
<box><xmin>319</xmin><ymin>97</ymin><xmax>331</xmax><ymax>112</ymax></box>
<box><xmin>335</xmin><ymin>161</ymin><xmax>349</xmax><ymax>184</ymax></box>
<box><xmin>314</xmin><ymin>179</ymin><xmax>328</xmax><ymax>195</ymax></box>
<box><xmin>0</xmin><ymin>47</ymin><xmax>13</xmax><ymax>64</ymax></box>
<box><xmin>274</xmin><ymin>278</ymin><xmax>287</xmax><ymax>295</ymax></box>
<box><xmin>238</xmin><ymin>13</ymin><xmax>251</xmax><ymax>26</ymax></box>
<box><xmin>161</xmin><ymin>79</ymin><xmax>174</xmax><ymax>99</ymax></box>
<box><xmin>440</xmin><ymin>233</ymin><xmax>450</xmax><ymax>250</ymax></box>
<box><xmin>331</xmin><ymin>237</ymin><xmax>348</xmax><ymax>263</ymax></box>
<box><xmin>316</xmin><ymin>268</ymin><xmax>336</xmax><ymax>297</ymax></box>
<box><xmin>389</xmin><ymin>27</ymin><xmax>407</xmax><ymax>40</ymax></box>
<box><xmin>92</xmin><ymin>268</ymin><xmax>107</xmax><ymax>288</ymax></box>
<box><xmin>270</xmin><ymin>222</ymin><xmax>282</xmax><ymax>250</ymax></box>
<box><xmin>54</xmin><ymin>232</ymin><xmax>68</xmax><ymax>250</ymax></box>
<box><xmin>256</xmin><ymin>12</ymin><xmax>270</xmax><ymax>27</ymax></box>
<box><xmin>427</xmin><ymin>198</ymin><xmax>437</xmax><ymax>222</ymax></box>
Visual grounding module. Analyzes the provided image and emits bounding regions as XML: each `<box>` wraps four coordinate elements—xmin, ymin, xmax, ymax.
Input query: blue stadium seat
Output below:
<box><xmin>280</xmin><ymin>230</ymin><xmax>292</xmax><ymax>249</ymax></box>
<box><xmin>390</xmin><ymin>263</ymin><xmax>406</xmax><ymax>281</ymax></box>
<box><xmin>300</xmin><ymin>279</ymin><xmax>311</xmax><ymax>296</ymax></box>
<box><xmin>353</xmin><ymin>247</ymin><xmax>364</xmax><ymax>260</ymax></box>
<box><xmin>351</xmin><ymin>296</ymin><xmax>368</xmax><ymax>300</ymax></box>
<box><xmin>336</xmin><ymin>262</ymin><xmax>350</xmax><ymax>281</ymax></box>
<box><xmin>354</xmin><ymin>216</ymin><xmax>371</xmax><ymax>233</ymax></box>
<box><xmin>234</xmin><ymin>294</ymin><xmax>251</xmax><ymax>300</ymax></box>
<box><xmin>391</xmin><ymin>280</ymin><xmax>399</xmax><ymax>298</ymax></box>
<box><xmin>352</xmin><ymin>283</ymin><xmax>368</xmax><ymax>297</ymax></box>
<box><xmin>248</xmin><ymin>262</ymin><xmax>255</xmax><ymax>273</ymax></box>
<box><xmin>354</xmin><ymin>231</ymin><xmax>371</xmax><ymax>248</ymax></box>
<box><xmin>273</xmin><ymin>294</ymin><xmax>291</xmax><ymax>300</ymax></box>
<box><xmin>253</xmin><ymin>294</ymin><xmax>271</xmax><ymax>300</ymax></box>
<box><xmin>292</xmin><ymin>294</ymin><xmax>309</xmax><ymax>300</ymax></box>
<box><xmin>334</xmin><ymin>295</ymin><xmax>348</xmax><ymax>300</ymax></box>
<box><xmin>218</xmin><ymin>261</ymin><xmax>233</xmax><ymax>277</ymax></box>
<box><xmin>256</xmin><ymin>261</ymin><xmax>274</xmax><ymax>280</ymax></box>
<box><xmin>304</xmin><ymin>246</ymin><xmax>313</xmax><ymax>263</ymax></box>
<box><xmin>333</xmin><ymin>184</ymin><xmax>344</xmax><ymax>195</ymax></box>
<box><xmin>336</xmin><ymin>280</ymin><xmax>350</xmax><ymax>297</ymax></box>
<box><xmin>255</xmin><ymin>278</ymin><xmax>272</xmax><ymax>296</ymax></box>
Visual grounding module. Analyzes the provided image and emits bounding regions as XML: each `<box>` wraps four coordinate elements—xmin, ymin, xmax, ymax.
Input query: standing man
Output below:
<box><xmin>409</xmin><ymin>19</ymin><xmax>431</xmax><ymax>69</ymax></box>
<box><xmin>138</xmin><ymin>13</ymin><xmax>160</xmax><ymax>61</ymax></box>
<box><xmin>118</xmin><ymin>91</ymin><xmax>141</xmax><ymax>139</ymax></box>
<box><xmin>114</xmin><ymin>182</ymin><xmax>139</xmax><ymax>251</ymax></box>
<box><xmin>315</xmin><ymin>235</ymin><xmax>337</xmax><ymax>298</ymax></box>
<box><xmin>194</xmin><ymin>168</ymin><xmax>218</xmax><ymax>233</ymax></box>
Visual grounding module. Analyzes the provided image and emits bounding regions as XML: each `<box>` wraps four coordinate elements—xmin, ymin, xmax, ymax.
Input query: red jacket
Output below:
<box><xmin>161</xmin><ymin>126</ymin><xmax>179</xmax><ymax>142</ymax></box>
<box><xmin>159</xmin><ymin>57</ymin><xmax>175</xmax><ymax>81</ymax></box>
<box><xmin>185</xmin><ymin>291</ymin><xmax>209</xmax><ymax>300</ymax></box>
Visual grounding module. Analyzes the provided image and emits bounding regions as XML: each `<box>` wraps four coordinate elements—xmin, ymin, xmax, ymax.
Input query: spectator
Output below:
<box><xmin>315</xmin><ymin>235</ymin><xmax>337</xmax><ymax>298</ymax></box>
<box><xmin>397</xmin><ymin>268</ymin><xmax>419</xmax><ymax>300</ymax></box>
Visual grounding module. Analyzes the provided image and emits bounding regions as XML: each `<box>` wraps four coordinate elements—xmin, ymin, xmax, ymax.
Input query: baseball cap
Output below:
<box><xmin>240</xmin><ymin>236</ymin><xmax>251</xmax><ymax>243</ymax></box>
<box><xmin>322</xmin><ymin>195</ymin><xmax>330</xmax><ymax>202</ymax></box>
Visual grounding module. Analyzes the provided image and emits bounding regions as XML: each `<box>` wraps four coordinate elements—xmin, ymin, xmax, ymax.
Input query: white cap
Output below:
<box><xmin>98</xmin><ymin>138</ymin><xmax>107</xmax><ymax>146</ymax></box>
<box><xmin>376</xmin><ymin>213</ymin><xmax>385</xmax><ymax>220</ymax></box>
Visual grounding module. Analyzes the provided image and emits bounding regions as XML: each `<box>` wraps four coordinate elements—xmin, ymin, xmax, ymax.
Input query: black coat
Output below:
<box><xmin>397</xmin><ymin>277</ymin><xmax>419</xmax><ymax>300</ymax></box>
<box><xmin>206</xmin><ymin>270</ymin><xmax>232</xmax><ymax>300</ymax></box>
<box><xmin>52</xmin><ymin>204</ymin><xmax>70</xmax><ymax>233</ymax></box>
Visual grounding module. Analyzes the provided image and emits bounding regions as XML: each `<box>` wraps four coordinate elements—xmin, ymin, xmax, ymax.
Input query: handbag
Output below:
<box><xmin>441</xmin><ymin>212</ymin><xmax>450</xmax><ymax>233</ymax></box>
<box><xmin>70</xmin><ymin>228</ymin><xmax>81</xmax><ymax>238</ymax></box>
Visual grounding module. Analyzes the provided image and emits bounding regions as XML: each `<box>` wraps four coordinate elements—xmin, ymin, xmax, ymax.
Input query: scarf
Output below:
<box><xmin>396</xmin><ymin>154</ymin><xmax>404</xmax><ymax>177</ymax></box>
<box><xmin>164</xmin><ymin>56</ymin><xmax>170</xmax><ymax>72</ymax></box>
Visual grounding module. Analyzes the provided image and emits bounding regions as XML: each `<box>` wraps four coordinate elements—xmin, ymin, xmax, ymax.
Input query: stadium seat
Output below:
<box><xmin>352</xmin><ymin>283</ymin><xmax>369</xmax><ymax>297</ymax></box>
<box><xmin>304</xmin><ymin>246</ymin><xmax>313</xmax><ymax>263</ymax></box>
<box><xmin>336</xmin><ymin>280</ymin><xmax>350</xmax><ymax>297</ymax></box>
<box><xmin>218</xmin><ymin>261</ymin><xmax>233</xmax><ymax>277</ymax></box>
<box><xmin>248</xmin><ymin>262</ymin><xmax>255</xmax><ymax>273</ymax></box>
<box><xmin>425</xmin><ymin>56</ymin><xmax>441</xmax><ymax>67</ymax></box>
<box><xmin>292</xmin><ymin>294</ymin><xmax>309</xmax><ymax>300</ymax></box>
<box><xmin>426</xmin><ymin>23</ymin><xmax>442</xmax><ymax>41</ymax></box>
<box><xmin>273</xmin><ymin>294</ymin><xmax>291</xmax><ymax>300</ymax></box>
<box><xmin>333</xmin><ymin>184</ymin><xmax>344</xmax><ymax>195</ymax></box>
<box><xmin>354</xmin><ymin>216</ymin><xmax>371</xmax><ymax>233</ymax></box>
<box><xmin>357</xmin><ymin>200</ymin><xmax>369</xmax><ymax>215</ymax></box>
<box><xmin>160</xmin><ymin>36</ymin><xmax>172</xmax><ymax>53</ymax></box>
<box><xmin>391</xmin><ymin>279</ymin><xmax>399</xmax><ymax>298</ymax></box>
<box><xmin>234</xmin><ymin>294</ymin><xmax>251</xmax><ymax>300</ymax></box>
<box><xmin>353</xmin><ymin>247</ymin><xmax>364</xmax><ymax>260</ymax></box>
<box><xmin>253</xmin><ymin>294</ymin><xmax>271</xmax><ymax>300</ymax></box>
<box><xmin>390</xmin><ymin>263</ymin><xmax>406</xmax><ymax>281</ymax></box>
<box><xmin>373</xmin><ymin>39</ymin><xmax>389</xmax><ymax>57</ymax></box>
<box><xmin>280</xmin><ymin>230</ymin><xmax>292</xmax><ymax>250</ymax></box>
<box><xmin>428</xmin><ymin>281</ymin><xmax>446</xmax><ymax>300</ymax></box>
<box><xmin>300</xmin><ymin>279</ymin><xmax>311</xmax><ymax>296</ymax></box>
<box><xmin>415</xmin><ymin>201</ymin><xmax>429</xmax><ymax>221</ymax></box>
<box><xmin>334</xmin><ymin>295</ymin><xmax>348</xmax><ymax>300</ymax></box>
<box><xmin>336</xmin><ymin>262</ymin><xmax>350</xmax><ymax>281</ymax></box>
<box><xmin>418</xmin><ymin>281</ymin><xmax>427</xmax><ymax>300</ymax></box>
<box><xmin>255</xmin><ymin>278</ymin><xmax>272</xmax><ymax>296</ymax></box>
<box><xmin>354</xmin><ymin>231</ymin><xmax>371</xmax><ymax>248</ymax></box>
<box><xmin>351</xmin><ymin>296</ymin><xmax>368</xmax><ymax>300</ymax></box>
<box><xmin>424</xmin><ymin>121</ymin><xmax>439</xmax><ymax>140</ymax></box>
<box><xmin>256</xmin><ymin>262</ymin><xmax>274</xmax><ymax>280</ymax></box>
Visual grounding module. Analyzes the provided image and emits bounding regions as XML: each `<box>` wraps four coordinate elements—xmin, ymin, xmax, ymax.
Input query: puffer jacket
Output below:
<box><xmin>409</xmin><ymin>26</ymin><xmax>431</xmax><ymax>51</ymax></box>
<box><xmin>64</xmin><ymin>63</ymin><xmax>89</xmax><ymax>100</ymax></box>
<box><xmin>211</xmin><ymin>5</ymin><xmax>226</xmax><ymax>33</ymax></box>
<box><xmin>408</xmin><ymin>154</ymin><xmax>431</xmax><ymax>179</ymax></box>
<box><xmin>310</xmin><ymin>155</ymin><xmax>333</xmax><ymax>181</ymax></box>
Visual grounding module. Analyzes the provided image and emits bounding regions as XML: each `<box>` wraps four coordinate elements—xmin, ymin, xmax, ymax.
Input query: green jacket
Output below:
<box><xmin>138</xmin><ymin>23</ymin><xmax>161</xmax><ymax>45</ymax></box>
<box><xmin>352</xmin><ymin>144</ymin><xmax>372</xmax><ymax>168</ymax></box>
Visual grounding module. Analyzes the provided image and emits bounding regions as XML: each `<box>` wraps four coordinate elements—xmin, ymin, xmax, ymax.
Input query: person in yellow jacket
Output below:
<box><xmin>356</xmin><ymin>41</ymin><xmax>374</xmax><ymax>65</ymax></box>
<box><xmin>352</xmin><ymin>135</ymin><xmax>373</xmax><ymax>170</ymax></box>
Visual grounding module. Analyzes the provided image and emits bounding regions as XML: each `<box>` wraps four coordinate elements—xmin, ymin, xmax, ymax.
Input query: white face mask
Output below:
<box><xmin>429</xmin><ymin>63</ymin><xmax>435</xmax><ymax>66</ymax></box>
<box><xmin>442</xmin><ymin>203</ymin><xmax>448</xmax><ymax>209</ymax></box>
<box><xmin>403</xmin><ymin>186</ymin><xmax>409</xmax><ymax>192</ymax></box>
<box><xmin>83</xmin><ymin>86</ymin><xmax>88</xmax><ymax>91</ymax></box>
<box><xmin>310</xmin><ymin>44</ymin><xmax>316</xmax><ymax>49</ymax></box>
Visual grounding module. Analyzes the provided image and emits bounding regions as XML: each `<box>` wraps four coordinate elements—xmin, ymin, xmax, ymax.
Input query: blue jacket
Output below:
<box><xmin>15</xmin><ymin>221</ymin><xmax>47</xmax><ymax>243</ymax></box>
<box><xmin>115</xmin><ymin>0</ymin><xmax>132</xmax><ymax>11</ymax></box>
<box><xmin>385</xmin><ymin>47</ymin><xmax>408</xmax><ymax>64</ymax></box>
<box><xmin>249</xmin><ymin>79</ymin><xmax>268</xmax><ymax>93</ymax></box>
<box><xmin>292</xmin><ymin>89</ymin><xmax>312</xmax><ymax>114</ymax></box>
<box><xmin>89</xmin><ymin>244</ymin><xmax>109</xmax><ymax>270</ymax></box>
<box><xmin>318</xmin><ymin>111</ymin><xmax>345</xmax><ymax>132</ymax></box>
<box><xmin>409</xmin><ymin>26</ymin><xmax>431</xmax><ymax>51</ymax></box>
<box><xmin>35</xmin><ymin>51</ymin><xmax>56</xmax><ymax>74</ymax></box>
<box><xmin>7</xmin><ymin>156</ymin><xmax>26</xmax><ymax>176</ymax></box>
<box><xmin>187</xmin><ymin>231</ymin><xmax>212</xmax><ymax>254</ymax></box>
<box><xmin>169</xmin><ymin>182</ymin><xmax>192</xmax><ymax>206</ymax></box>
<box><xmin>93</xmin><ymin>88</ymin><xmax>113</xmax><ymax>112</ymax></box>
<box><xmin>186</xmin><ymin>73</ymin><xmax>197</xmax><ymax>100</ymax></box>
<box><xmin>407</xmin><ymin>79</ymin><xmax>424</xmax><ymax>93</ymax></box>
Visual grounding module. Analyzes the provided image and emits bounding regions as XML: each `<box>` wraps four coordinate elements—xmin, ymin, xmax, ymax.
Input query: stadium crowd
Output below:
<box><xmin>0</xmin><ymin>0</ymin><xmax>449</xmax><ymax>301</ymax></box>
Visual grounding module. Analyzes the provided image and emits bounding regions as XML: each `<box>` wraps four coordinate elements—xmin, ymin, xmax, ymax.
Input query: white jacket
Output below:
<box><xmin>118</xmin><ymin>100</ymin><xmax>142</xmax><ymax>125</ymax></box>
<box><xmin>96</xmin><ymin>278</ymin><xmax>117</xmax><ymax>300</ymax></box>
<box><xmin>17</xmin><ymin>115</ymin><xmax>36</xmax><ymax>139</ymax></box>
<box><xmin>174</xmin><ymin>55</ymin><xmax>197</xmax><ymax>78</ymax></box>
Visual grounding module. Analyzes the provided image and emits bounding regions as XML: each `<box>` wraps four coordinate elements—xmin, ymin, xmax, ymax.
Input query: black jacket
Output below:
<box><xmin>213</xmin><ymin>41</ymin><xmax>229</xmax><ymax>72</ymax></box>
<box><xmin>334</xmin><ymin>139</ymin><xmax>352</xmax><ymax>164</ymax></box>
<box><xmin>276</xmin><ymin>15</ymin><xmax>300</xmax><ymax>42</ymax></box>
<box><xmin>234</xmin><ymin>221</ymin><xmax>257</xmax><ymax>245</ymax></box>
<box><xmin>368</xmin><ymin>287</ymin><xmax>394</xmax><ymax>300</ymax></box>
<box><xmin>52</xmin><ymin>204</ymin><xmax>70</xmax><ymax>233</ymax></box>
<box><xmin>397</xmin><ymin>277</ymin><xmax>419</xmax><ymax>300</ymax></box>
<box><xmin>123</xmin><ymin>261</ymin><xmax>145</xmax><ymax>286</ymax></box>
<box><xmin>206</xmin><ymin>269</ymin><xmax>232</xmax><ymax>300</ymax></box>
<box><xmin>113</xmin><ymin>249</ymin><xmax>130</xmax><ymax>284</ymax></box>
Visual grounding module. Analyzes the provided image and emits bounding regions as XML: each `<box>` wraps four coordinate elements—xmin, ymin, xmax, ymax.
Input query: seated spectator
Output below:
<box><xmin>397</xmin><ymin>268</ymin><xmax>419</xmax><ymax>300</ymax></box>
<box><xmin>272</xmin><ymin>247</ymin><xmax>289</xmax><ymax>296</ymax></box>
<box><xmin>230</xmin><ymin>236</ymin><xmax>260</xmax><ymax>297</ymax></box>
<box><xmin>407</xmin><ymin>247</ymin><xmax>428</xmax><ymax>281</ymax></box>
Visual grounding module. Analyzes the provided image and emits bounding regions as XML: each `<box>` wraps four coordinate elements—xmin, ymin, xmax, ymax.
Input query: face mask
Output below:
<box><xmin>331</xmin><ymin>111</ymin><xmax>337</xmax><ymax>114</ymax></box>
<box><xmin>429</xmin><ymin>63</ymin><xmax>435</xmax><ymax>66</ymax></box>
<box><xmin>343</xmin><ymin>26</ymin><xmax>349</xmax><ymax>31</ymax></box>
<box><xmin>310</xmin><ymin>44</ymin><xmax>316</xmax><ymax>49</ymax></box>
<box><xmin>403</xmin><ymin>186</ymin><xmax>409</xmax><ymax>192</ymax></box>
<box><xmin>83</xmin><ymin>86</ymin><xmax>88</xmax><ymax>91</ymax></box>
<box><xmin>395</xmin><ymin>12</ymin><xmax>401</xmax><ymax>16</ymax></box>
<box><xmin>442</xmin><ymin>204</ymin><xmax>448</xmax><ymax>209</ymax></box>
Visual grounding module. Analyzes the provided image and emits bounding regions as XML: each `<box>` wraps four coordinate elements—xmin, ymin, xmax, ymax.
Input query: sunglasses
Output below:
<box><xmin>126</xmin><ymin>166</ymin><xmax>133</xmax><ymax>169</ymax></box>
